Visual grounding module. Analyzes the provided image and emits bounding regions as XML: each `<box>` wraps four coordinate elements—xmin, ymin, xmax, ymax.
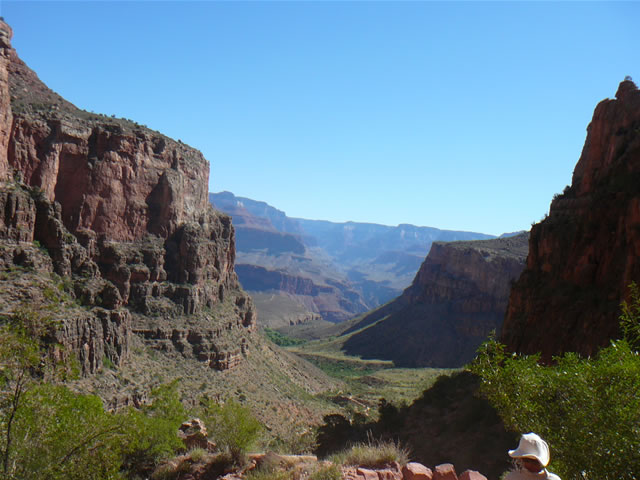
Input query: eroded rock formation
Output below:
<box><xmin>0</xmin><ymin>19</ymin><xmax>255</xmax><ymax>373</ymax></box>
<box><xmin>501</xmin><ymin>79</ymin><xmax>640</xmax><ymax>360</ymax></box>
<box><xmin>343</xmin><ymin>234</ymin><xmax>528</xmax><ymax>367</ymax></box>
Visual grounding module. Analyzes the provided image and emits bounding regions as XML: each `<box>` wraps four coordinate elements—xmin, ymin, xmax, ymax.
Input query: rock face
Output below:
<box><xmin>343</xmin><ymin>234</ymin><xmax>529</xmax><ymax>367</ymax></box>
<box><xmin>0</xmin><ymin>21</ymin><xmax>13</xmax><ymax>181</ymax></box>
<box><xmin>0</xmin><ymin>19</ymin><xmax>255</xmax><ymax>373</ymax></box>
<box><xmin>501</xmin><ymin>80</ymin><xmax>640</xmax><ymax>361</ymax></box>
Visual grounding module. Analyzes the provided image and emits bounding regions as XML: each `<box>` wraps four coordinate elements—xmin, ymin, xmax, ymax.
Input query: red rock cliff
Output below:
<box><xmin>343</xmin><ymin>234</ymin><xmax>528</xmax><ymax>367</ymax></box>
<box><xmin>501</xmin><ymin>79</ymin><xmax>640</xmax><ymax>360</ymax></box>
<box><xmin>0</xmin><ymin>19</ymin><xmax>255</xmax><ymax>373</ymax></box>
<box><xmin>0</xmin><ymin>21</ymin><xmax>13</xmax><ymax>180</ymax></box>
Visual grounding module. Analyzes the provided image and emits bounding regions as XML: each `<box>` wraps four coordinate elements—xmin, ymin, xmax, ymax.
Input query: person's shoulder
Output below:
<box><xmin>546</xmin><ymin>471</ymin><xmax>561</xmax><ymax>480</ymax></box>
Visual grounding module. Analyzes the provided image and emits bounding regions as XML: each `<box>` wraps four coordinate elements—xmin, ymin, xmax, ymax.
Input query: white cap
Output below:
<box><xmin>508</xmin><ymin>433</ymin><xmax>550</xmax><ymax>467</ymax></box>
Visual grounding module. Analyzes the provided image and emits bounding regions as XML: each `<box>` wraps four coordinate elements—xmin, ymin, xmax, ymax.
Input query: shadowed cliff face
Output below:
<box><xmin>501</xmin><ymin>80</ymin><xmax>640</xmax><ymax>361</ymax></box>
<box><xmin>343</xmin><ymin>234</ymin><xmax>528</xmax><ymax>367</ymax></box>
<box><xmin>0</xmin><ymin>19</ymin><xmax>255</xmax><ymax>373</ymax></box>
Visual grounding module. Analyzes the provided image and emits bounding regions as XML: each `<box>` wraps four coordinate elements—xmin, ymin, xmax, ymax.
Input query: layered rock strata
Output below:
<box><xmin>501</xmin><ymin>80</ymin><xmax>640</xmax><ymax>360</ymax></box>
<box><xmin>0</xmin><ymin>19</ymin><xmax>255</xmax><ymax>373</ymax></box>
<box><xmin>211</xmin><ymin>192</ymin><xmax>371</xmax><ymax>324</ymax></box>
<box><xmin>343</xmin><ymin>234</ymin><xmax>528</xmax><ymax>367</ymax></box>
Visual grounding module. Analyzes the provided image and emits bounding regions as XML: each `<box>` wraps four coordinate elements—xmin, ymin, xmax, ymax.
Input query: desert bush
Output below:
<box><xmin>188</xmin><ymin>447</ymin><xmax>208</xmax><ymax>462</ymax></box>
<box><xmin>471</xmin><ymin>300</ymin><xmax>640</xmax><ymax>480</ymax></box>
<box><xmin>245</xmin><ymin>469</ymin><xmax>290</xmax><ymax>480</ymax></box>
<box><xmin>263</xmin><ymin>328</ymin><xmax>306</xmax><ymax>347</ymax></box>
<box><xmin>120</xmin><ymin>381</ymin><xmax>187</xmax><ymax>477</ymax></box>
<box><xmin>3</xmin><ymin>383</ymin><xmax>126</xmax><ymax>479</ymax></box>
<box><xmin>310</xmin><ymin>463</ymin><xmax>342</xmax><ymax>480</ymax></box>
<box><xmin>330</xmin><ymin>438</ymin><xmax>409</xmax><ymax>468</ymax></box>
<box><xmin>0</xmin><ymin>322</ymin><xmax>126</xmax><ymax>479</ymax></box>
<box><xmin>198</xmin><ymin>397</ymin><xmax>262</xmax><ymax>460</ymax></box>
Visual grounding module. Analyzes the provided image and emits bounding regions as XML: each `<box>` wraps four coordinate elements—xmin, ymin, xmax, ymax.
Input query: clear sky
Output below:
<box><xmin>2</xmin><ymin>1</ymin><xmax>638</xmax><ymax>236</ymax></box>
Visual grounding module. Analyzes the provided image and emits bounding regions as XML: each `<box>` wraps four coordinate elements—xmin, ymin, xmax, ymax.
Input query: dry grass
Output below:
<box><xmin>330</xmin><ymin>438</ymin><xmax>410</xmax><ymax>468</ymax></box>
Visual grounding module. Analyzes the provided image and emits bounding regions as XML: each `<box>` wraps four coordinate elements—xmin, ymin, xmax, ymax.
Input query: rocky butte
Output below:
<box><xmin>501</xmin><ymin>79</ymin><xmax>640</xmax><ymax>361</ymax></box>
<box><xmin>342</xmin><ymin>233</ymin><xmax>529</xmax><ymax>367</ymax></box>
<box><xmin>0</xmin><ymin>19</ymin><xmax>256</xmax><ymax>374</ymax></box>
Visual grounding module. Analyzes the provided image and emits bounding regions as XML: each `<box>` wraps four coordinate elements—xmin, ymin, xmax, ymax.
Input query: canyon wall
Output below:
<box><xmin>0</xmin><ymin>19</ymin><xmax>255</xmax><ymax>373</ymax></box>
<box><xmin>343</xmin><ymin>234</ymin><xmax>528</xmax><ymax>367</ymax></box>
<box><xmin>501</xmin><ymin>79</ymin><xmax>640</xmax><ymax>360</ymax></box>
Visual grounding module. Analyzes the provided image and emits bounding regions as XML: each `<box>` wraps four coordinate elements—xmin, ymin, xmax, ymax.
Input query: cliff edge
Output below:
<box><xmin>0</xmin><ymin>19</ymin><xmax>256</xmax><ymax>374</ymax></box>
<box><xmin>501</xmin><ymin>79</ymin><xmax>640</xmax><ymax>360</ymax></box>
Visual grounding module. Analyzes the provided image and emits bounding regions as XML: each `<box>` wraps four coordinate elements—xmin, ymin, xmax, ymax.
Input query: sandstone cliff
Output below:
<box><xmin>0</xmin><ymin>19</ymin><xmax>255</xmax><ymax>374</ymax></box>
<box><xmin>343</xmin><ymin>234</ymin><xmax>529</xmax><ymax>367</ymax></box>
<box><xmin>501</xmin><ymin>79</ymin><xmax>640</xmax><ymax>360</ymax></box>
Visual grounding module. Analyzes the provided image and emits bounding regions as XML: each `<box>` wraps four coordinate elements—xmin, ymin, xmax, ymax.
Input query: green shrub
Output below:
<box><xmin>310</xmin><ymin>463</ymin><xmax>342</xmax><ymax>480</ymax></box>
<box><xmin>245</xmin><ymin>469</ymin><xmax>290</xmax><ymax>480</ymax></box>
<box><xmin>198</xmin><ymin>397</ymin><xmax>262</xmax><ymax>460</ymax></box>
<box><xmin>7</xmin><ymin>384</ymin><xmax>125</xmax><ymax>479</ymax></box>
<box><xmin>1</xmin><ymin>325</ymin><xmax>127</xmax><ymax>479</ymax></box>
<box><xmin>120</xmin><ymin>381</ymin><xmax>187</xmax><ymax>477</ymax></box>
<box><xmin>471</xmin><ymin>326</ymin><xmax>640</xmax><ymax>479</ymax></box>
<box><xmin>263</xmin><ymin>328</ymin><xmax>307</xmax><ymax>347</ymax></box>
<box><xmin>1</xmin><ymin>319</ymin><xmax>195</xmax><ymax>480</ymax></box>
<box><xmin>188</xmin><ymin>447</ymin><xmax>208</xmax><ymax>463</ymax></box>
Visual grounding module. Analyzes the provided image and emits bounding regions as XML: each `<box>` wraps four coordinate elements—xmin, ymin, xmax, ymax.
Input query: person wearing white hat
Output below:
<box><xmin>504</xmin><ymin>433</ymin><xmax>561</xmax><ymax>480</ymax></box>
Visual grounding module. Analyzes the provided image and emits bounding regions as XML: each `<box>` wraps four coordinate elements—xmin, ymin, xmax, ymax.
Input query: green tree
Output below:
<box><xmin>0</xmin><ymin>321</ymin><xmax>127</xmax><ymax>479</ymax></box>
<box><xmin>9</xmin><ymin>384</ymin><xmax>125</xmax><ymax>479</ymax></box>
<box><xmin>198</xmin><ymin>397</ymin><xmax>262</xmax><ymax>461</ymax></box>
<box><xmin>0</xmin><ymin>325</ymin><xmax>42</xmax><ymax>476</ymax></box>
<box><xmin>471</xmin><ymin>319</ymin><xmax>640</xmax><ymax>478</ymax></box>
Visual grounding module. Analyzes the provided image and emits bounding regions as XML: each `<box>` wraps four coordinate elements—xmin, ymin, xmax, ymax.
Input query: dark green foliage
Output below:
<box><xmin>263</xmin><ymin>328</ymin><xmax>307</xmax><ymax>347</ymax></box>
<box><xmin>620</xmin><ymin>281</ymin><xmax>640</xmax><ymax>349</ymax></box>
<box><xmin>120</xmin><ymin>381</ymin><xmax>187</xmax><ymax>478</ymax></box>
<box><xmin>1</xmin><ymin>313</ymin><xmax>189</xmax><ymax>480</ymax></box>
<box><xmin>0</xmin><ymin>324</ymin><xmax>125</xmax><ymax>479</ymax></box>
<box><xmin>9</xmin><ymin>384</ymin><xmax>125</xmax><ymax>479</ymax></box>
<box><xmin>471</xmin><ymin>306</ymin><xmax>640</xmax><ymax>480</ymax></box>
<box><xmin>315</xmin><ymin>413</ymin><xmax>360</xmax><ymax>458</ymax></box>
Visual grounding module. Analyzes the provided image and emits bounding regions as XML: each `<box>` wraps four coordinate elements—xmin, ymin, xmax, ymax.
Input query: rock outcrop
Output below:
<box><xmin>343</xmin><ymin>234</ymin><xmax>529</xmax><ymax>367</ymax></box>
<box><xmin>501</xmin><ymin>79</ymin><xmax>640</xmax><ymax>360</ymax></box>
<box><xmin>0</xmin><ymin>19</ymin><xmax>255</xmax><ymax>373</ymax></box>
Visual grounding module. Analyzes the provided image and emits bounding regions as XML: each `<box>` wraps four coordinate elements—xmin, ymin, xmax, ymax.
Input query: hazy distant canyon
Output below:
<box><xmin>210</xmin><ymin>191</ymin><xmax>496</xmax><ymax>326</ymax></box>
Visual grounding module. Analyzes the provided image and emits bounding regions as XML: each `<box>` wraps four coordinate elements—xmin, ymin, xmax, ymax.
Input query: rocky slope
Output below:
<box><xmin>501</xmin><ymin>79</ymin><xmax>640</xmax><ymax>361</ymax></box>
<box><xmin>342</xmin><ymin>233</ymin><xmax>529</xmax><ymax>367</ymax></box>
<box><xmin>0</xmin><ymin>18</ymin><xmax>255</xmax><ymax>374</ymax></box>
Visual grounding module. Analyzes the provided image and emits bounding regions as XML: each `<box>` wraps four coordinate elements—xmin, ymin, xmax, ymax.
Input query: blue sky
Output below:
<box><xmin>2</xmin><ymin>1</ymin><xmax>639</xmax><ymax>236</ymax></box>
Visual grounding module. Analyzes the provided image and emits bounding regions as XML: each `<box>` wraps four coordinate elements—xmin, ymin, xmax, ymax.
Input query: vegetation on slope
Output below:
<box><xmin>470</xmin><ymin>284</ymin><xmax>640</xmax><ymax>480</ymax></box>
